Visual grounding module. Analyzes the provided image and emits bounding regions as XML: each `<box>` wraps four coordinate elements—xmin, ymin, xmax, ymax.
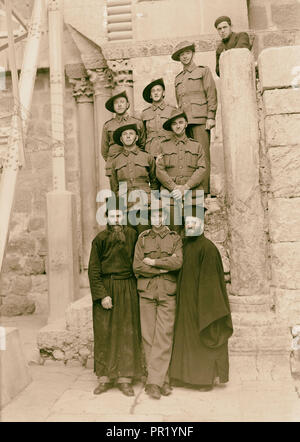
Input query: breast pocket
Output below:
<box><xmin>187</xmin><ymin>71</ymin><xmax>204</xmax><ymax>93</ymax></box>
<box><xmin>134</xmin><ymin>156</ymin><xmax>149</xmax><ymax>178</ymax></box>
<box><xmin>115</xmin><ymin>159</ymin><xmax>128</xmax><ymax>181</ymax></box>
<box><xmin>143</xmin><ymin>242</ymin><xmax>156</xmax><ymax>258</ymax></box>
<box><xmin>185</xmin><ymin>147</ymin><xmax>199</xmax><ymax>169</ymax></box>
<box><xmin>145</xmin><ymin>116</ymin><xmax>156</xmax><ymax>133</ymax></box>
<box><xmin>163</xmin><ymin>152</ymin><xmax>177</xmax><ymax>169</ymax></box>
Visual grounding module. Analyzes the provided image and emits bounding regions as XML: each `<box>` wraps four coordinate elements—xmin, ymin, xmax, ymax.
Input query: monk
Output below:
<box><xmin>170</xmin><ymin>208</ymin><xmax>233</xmax><ymax>391</ymax></box>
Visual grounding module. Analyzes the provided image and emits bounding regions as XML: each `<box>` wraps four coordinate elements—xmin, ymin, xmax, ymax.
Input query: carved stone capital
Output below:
<box><xmin>107</xmin><ymin>59</ymin><xmax>133</xmax><ymax>89</ymax></box>
<box><xmin>87</xmin><ymin>68</ymin><xmax>113</xmax><ymax>96</ymax></box>
<box><xmin>48</xmin><ymin>0</ymin><xmax>60</xmax><ymax>12</ymax></box>
<box><xmin>69</xmin><ymin>77</ymin><xmax>94</xmax><ymax>103</ymax></box>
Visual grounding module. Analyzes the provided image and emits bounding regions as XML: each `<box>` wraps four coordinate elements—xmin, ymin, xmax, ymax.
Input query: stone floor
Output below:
<box><xmin>1</xmin><ymin>314</ymin><xmax>300</xmax><ymax>422</ymax></box>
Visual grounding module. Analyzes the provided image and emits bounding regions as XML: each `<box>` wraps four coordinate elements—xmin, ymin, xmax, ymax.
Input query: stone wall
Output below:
<box><xmin>258</xmin><ymin>46</ymin><xmax>300</xmax><ymax>373</ymax></box>
<box><xmin>0</xmin><ymin>70</ymin><xmax>82</xmax><ymax>316</ymax></box>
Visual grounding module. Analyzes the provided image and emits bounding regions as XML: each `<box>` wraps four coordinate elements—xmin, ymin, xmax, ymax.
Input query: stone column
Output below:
<box><xmin>107</xmin><ymin>59</ymin><xmax>134</xmax><ymax>114</ymax></box>
<box><xmin>220</xmin><ymin>49</ymin><xmax>269</xmax><ymax>300</ymax></box>
<box><xmin>47</xmin><ymin>0</ymin><xmax>79</xmax><ymax>323</ymax></box>
<box><xmin>67</xmin><ymin>66</ymin><xmax>98</xmax><ymax>270</ymax></box>
<box><xmin>88</xmin><ymin>67</ymin><xmax>112</xmax><ymax>195</ymax></box>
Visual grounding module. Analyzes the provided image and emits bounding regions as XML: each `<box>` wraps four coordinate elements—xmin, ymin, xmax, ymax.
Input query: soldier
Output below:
<box><xmin>141</xmin><ymin>78</ymin><xmax>176</xmax><ymax>159</ymax></box>
<box><xmin>101</xmin><ymin>90</ymin><xmax>146</xmax><ymax>163</ymax></box>
<box><xmin>88</xmin><ymin>199</ymin><xmax>142</xmax><ymax>397</ymax></box>
<box><xmin>172</xmin><ymin>41</ymin><xmax>217</xmax><ymax>194</ymax></box>
<box><xmin>133</xmin><ymin>202</ymin><xmax>183</xmax><ymax>400</ymax></box>
<box><xmin>215</xmin><ymin>16</ymin><xmax>251</xmax><ymax>77</ymax></box>
<box><xmin>156</xmin><ymin>109</ymin><xmax>206</xmax><ymax>235</ymax></box>
<box><xmin>107</xmin><ymin>123</ymin><xmax>159</xmax><ymax>235</ymax></box>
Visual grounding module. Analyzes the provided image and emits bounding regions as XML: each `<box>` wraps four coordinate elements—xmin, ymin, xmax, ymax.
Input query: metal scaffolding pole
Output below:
<box><xmin>0</xmin><ymin>0</ymin><xmax>45</xmax><ymax>271</ymax></box>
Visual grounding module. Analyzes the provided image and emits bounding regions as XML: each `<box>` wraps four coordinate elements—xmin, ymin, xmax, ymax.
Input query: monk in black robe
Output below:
<box><xmin>170</xmin><ymin>211</ymin><xmax>233</xmax><ymax>391</ymax></box>
<box><xmin>88</xmin><ymin>204</ymin><xmax>142</xmax><ymax>396</ymax></box>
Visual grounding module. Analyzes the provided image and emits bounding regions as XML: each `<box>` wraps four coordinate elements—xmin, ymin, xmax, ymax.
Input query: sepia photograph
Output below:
<box><xmin>0</xmin><ymin>0</ymin><xmax>300</xmax><ymax>427</ymax></box>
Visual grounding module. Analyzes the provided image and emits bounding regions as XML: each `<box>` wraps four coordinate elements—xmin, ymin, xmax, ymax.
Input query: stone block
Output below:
<box><xmin>0</xmin><ymin>295</ymin><xmax>36</xmax><ymax>316</ymax></box>
<box><xmin>270</xmin><ymin>242</ymin><xmax>300</xmax><ymax>289</ymax></box>
<box><xmin>268</xmin><ymin>146</ymin><xmax>300</xmax><ymax>197</ymax></box>
<box><xmin>0</xmin><ymin>327</ymin><xmax>32</xmax><ymax>408</ymax></box>
<box><xmin>11</xmin><ymin>275</ymin><xmax>32</xmax><ymax>295</ymax></box>
<box><xmin>248</xmin><ymin>4</ymin><xmax>268</xmax><ymax>30</ymax></box>
<box><xmin>268</xmin><ymin>198</ymin><xmax>300</xmax><ymax>242</ymax></box>
<box><xmin>258</xmin><ymin>46</ymin><xmax>300</xmax><ymax>91</ymax></box>
<box><xmin>272</xmin><ymin>288</ymin><xmax>300</xmax><ymax>323</ymax></box>
<box><xmin>263</xmin><ymin>89</ymin><xmax>300</xmax><ymax>116</ymax></box>
<box><xmin>265</xmin><ymin>115</ymin><xmax>300</xmax><ymax>147</ymax></box>
<box><xmin>262</xmin><ymin>31</ymin><xmax>295</xmax><ymax>51</ymax></box>
<box><xmin>27</xmin><ymin>217</ymin><xmax>45</xmax><ymax>231</ymax></box>
<box><xmin>271</xmin><ymin>3</ymin><xmax>300</xmax><ymax>29</ymax></box>
<box><xmin>23</xmin><ymin>256</ymin><xmax>45</xmax><ymax>275</ymax></box>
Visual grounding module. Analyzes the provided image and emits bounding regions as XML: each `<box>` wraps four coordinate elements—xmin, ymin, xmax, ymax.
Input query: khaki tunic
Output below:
<box><xmin>133</xmin><ymin>226</ymin><xmax>183</xmax><ymax>387</ymax></box>
<box><xmin>175</xmin><ymin>62</ymin><xmax>217</xmax><ymax>125</ymax></box>
<box><xmin>107</xmin><ymin>145</ymin><xmax>159</xmax><ymax>208</ymax></box>
<box><xmin>156</xmin><ymin>134</ymin><xmax>207</xmax><ymax>200</ymax></box>
<box><xmin>141</xmin><ymin>101</ymin><xmax>176</xmax><ymax>158</ymax></box>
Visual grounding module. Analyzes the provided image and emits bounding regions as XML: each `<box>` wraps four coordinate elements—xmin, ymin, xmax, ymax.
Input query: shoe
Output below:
<box><xmin>118</xmin><ymin>383</ymin><xmax>135</xmax><ymax>397</ymax></box>
<box><xmin>160</xmin><ymin>383</ymin><xmax>172</xmax><ymax>396</ymax></box>
<box><xmin>198</xmin><ymin>385</ymin><xmax>213</xmax><ymax>392</ymax></box>
<box><xmin>93</xmin><ymin>382</ymin><xmax>112</xmax><ymax>395</ymax></box>
<box><xmin>145</xmin><ymin>384</ymin><xmax>161</xmax><ymax>399</ymax></box>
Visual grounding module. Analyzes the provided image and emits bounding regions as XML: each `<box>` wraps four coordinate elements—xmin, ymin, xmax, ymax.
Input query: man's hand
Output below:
<box><xmin>143</xmin><ymin>257</ymin><xmax>156</xmax><ymax>266</ymax></box>
<box><xmin>205</xmin><ymin>118</ymin><xmax>215</xmax><ymax>130</ymax></box>
<box><xmin>172</xmin><ymin>188</ymin><xmax>182</xmax><ymax>200</ymax></box>
<box><xmin>101</xmin><ymin>296</ymin><xmax>113</xmax><ymax>309</ymax></box>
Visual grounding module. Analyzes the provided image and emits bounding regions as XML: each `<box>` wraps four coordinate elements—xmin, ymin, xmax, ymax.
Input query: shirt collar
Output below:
<box><xmin>123</xmin><ymin>145</ymin><xmax>138</xmax><ymax>156</ymax></box>
<box><xmin>116</xmin><ymin>112</ymin><xmax>129</xmax><ymax>123</ymax></box>
<box><xmin>152</xmin><ymin>100</ymin><xmax>166</xmax><ymax>111</ymax></box>
<box><xmin>173</xmin><ymin>134</ymin><xmax>188</xmax><ymax>145</ymax></box>
<box><xmin>150</xmin><ymin>226</ymin><xmax>169</xmax><ymax>238</ymax></box>
<box><xmin>184</xmin><ymin>61</ymin><xmax>196</xmax><ymax>73</ymax></box>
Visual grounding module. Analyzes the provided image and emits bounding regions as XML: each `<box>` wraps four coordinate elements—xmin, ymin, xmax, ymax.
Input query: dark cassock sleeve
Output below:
<box><xmin>88</xmin><ymin>236</ymin><xmax>109</xmax><ymax>302</ymax></box>
<box><xmin>197</xmin><ymin>240</ymin><xmax>233</xmax><ymax>348</ymax></box>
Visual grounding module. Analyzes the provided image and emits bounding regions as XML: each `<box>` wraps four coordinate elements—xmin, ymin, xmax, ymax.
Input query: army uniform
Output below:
<box><xmin>156</xmin><ymin>133</ymin><xmax>206</xmax><ymax>233</ymax></box>
<box><xmin>107</xmin><ymin>141</ymin><xmax>159</xmax><ymax>234</ymax></box>
<box><xmin>133</xmin><ymin>225</ymin><xmax>183</xmax><ymax>390</ymax></box>
<box><xmin>174</xmin><ymin>61</ymin><xmax>217</xmax><ymax>194</ymax></box>
<box><xmin>142</xmin><ymin>101</ymin><xmax>176</xmax><ymax>159</ymax></box>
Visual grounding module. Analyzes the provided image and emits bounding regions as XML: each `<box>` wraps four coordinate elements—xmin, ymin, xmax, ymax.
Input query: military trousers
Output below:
<box><xmin>140</xmin><ymin>293</ymin><xmax>176</xmax><ymax>387</ymax></box>
<box><xmin>189</xmin><ymin>124</ymin><xmax>211</xmax><ymax>195</ymax></box>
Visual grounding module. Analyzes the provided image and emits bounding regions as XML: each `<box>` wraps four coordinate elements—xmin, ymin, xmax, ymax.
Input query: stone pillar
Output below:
<box><xmin>67</xmin><ymin>65</ymin><xmax>98</xmax><ymax>269</ymax></box>
<box><xmin>107</xmin><ymin>59</ymin><xmax>134</xmax><ymax>114</ymax></box>
<box><xmin>47</xmin><ymin>0</ymin><xmax>79</xmax><ymax>323</ymax></box>
<box><xmin>88</xmin><ymin>67</ymin><xmax>112</xmax><ymax>194</ymax></box>
<box><xmin>220</xmin><ymin>49</ymin><xmax>268</xmax><ymax>299</ymax></box>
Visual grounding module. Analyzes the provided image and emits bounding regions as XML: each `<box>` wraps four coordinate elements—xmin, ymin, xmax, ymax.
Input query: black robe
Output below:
<box><xmin>88</xmin><ymin>226</ymin><xmax>143</xmax><ymax>380</ymax></box>
<box><xmin>170</xmin><ymin>234</ymin><xmax>233</xmax><ymax>386</ymax></box>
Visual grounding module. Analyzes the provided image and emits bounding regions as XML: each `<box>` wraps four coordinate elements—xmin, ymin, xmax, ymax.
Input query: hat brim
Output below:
<box><xmin>105</xmin><ymin>91</ymin><xmax>129</xmax><ymax>113</ymax></box>
<box><xmin>143</xmin><ymin>79</ymin><xmax>165</xmax><ymax>103</ymax></box>
<box><xmin>162</xmin><ymin>111</ymin><xmax>188</xmax><ymax>131</ymax></box>
<box><xmin>171</xmin><ymin>44</ymin><xmax>195</xmax><ymax>61</ymax></box>
<box><xmin>113</xmin><ymin>124</ymin><xmax>139</xmax><ymax>146</ymax></box>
